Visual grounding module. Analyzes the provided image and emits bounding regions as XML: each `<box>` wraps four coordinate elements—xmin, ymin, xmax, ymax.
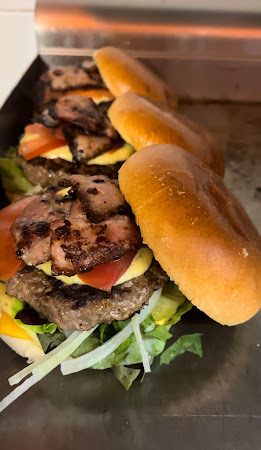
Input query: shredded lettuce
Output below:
<box><xmin>0</xmin><ymin>157</ymin><xmax>33</xmax><ymax>194</ymax></box>
<box><xmin>112</xmin><ymin>366</ymin><xmax>141</xmax><ymax>390</ymax></box>
<box><xmin>160</xmin><ymin>333</ymin><xmax>203</xmax><ymax>365</ymax></box>
<box><xmin>61</xmin><ymin>289</ymin><xmax>162</xmax><ymax>375</ymax></box>
<box><xmin>38</xmin><ymin>330</ymin><xmax>66</xmax><ymax>353</ymax></box>
<box><xmin>36</xmin><ymin>295</ymin><xmax>199</xmax><ymax>390</ymax></box>
<box><xmin>0</xmin><ymin>283</ymin><xmax>203</xmax><ymax>411</ymax></box>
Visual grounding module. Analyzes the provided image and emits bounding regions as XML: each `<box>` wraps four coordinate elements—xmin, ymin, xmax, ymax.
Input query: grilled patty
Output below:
<box><xmin>6</xmin><ymin>261</ymin><xmax>168</xmax><ymax>330</ymax></box>
<box><xmin>16</xmin><ymin>154</ymin><xmax>122</xmax><ymax>187</ymax></box>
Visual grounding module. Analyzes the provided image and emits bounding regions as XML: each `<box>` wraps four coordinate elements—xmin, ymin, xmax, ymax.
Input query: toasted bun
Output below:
<box><xmin>0</xmin><ymin>335</ymin><xmax>44</xmax><ymax>363</ymax></box>
<box><xmin>94</xmin><ymin>46</ymin><xmax>178</xmax><ymax>108</ymax></box>
<box><xmin>109</xmin><ymin>92</ymin><xmax>224</xmax><ymax>177</ymax></box>
<box><xmin>119</xmin><ymin>144</ymin><xmax>261</xmax><ymax>325</ymax></box>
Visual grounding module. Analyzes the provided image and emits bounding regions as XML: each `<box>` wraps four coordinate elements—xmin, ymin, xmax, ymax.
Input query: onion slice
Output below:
<box><xmin>9</xmin><ymin>328</ymin><xmax>97</xmax><ymax>386</ymax></box>
<box><xmin>0</xmin><ymin>374</ymin><xmax>42</xmax><ymax>413</ymax></box>
<box><xmin>131</xmin><ymin>314</ymin><xmax>151</xmax><ymax>373</ymax></box>
<box><xmin>0</xmin><ymin>328</ymin><xmax>97</xmax><ymax>413</ymax></box>
<box><xmin>61</xmin><ymin>288</ymin><xmax>162</xmax><ymax>376</ymax></box>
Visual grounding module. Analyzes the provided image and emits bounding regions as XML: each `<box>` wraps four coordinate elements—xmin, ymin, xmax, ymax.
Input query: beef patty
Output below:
<box><xmin>6</xmin><ymin>261</ymin><xmax>168</xmax><ymax>330</ymax></box>
<box><xmin>16</xmin><ymin>154</ymin><xmax>122</xmax><ymax>187</ymax></box>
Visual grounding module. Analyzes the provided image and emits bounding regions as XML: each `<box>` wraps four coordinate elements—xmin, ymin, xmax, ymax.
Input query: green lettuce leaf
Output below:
<box><xmin>36</xmin><ymin>285</ymin><xmax>202</xmax><ymax>390</ymax></box>
<box><xmin>14</xmin><ymin>319</ymin><xmax>57</xmax><ymax>335</ymax></box>
<box><xmin>112</xmin><ymin>366</ymin><xmax>141</xmax><ymax>390</ymax></box>
<box><xmin>71</xmin><ymin>337</ymin><xmax>100</xmax><ymax>358</ymax></box>
<box><xmin>166</xmin><ymin>299</ymin><xmax>193</xmax><ymax>325</ymax></box>
<box><xmin>38</xmin><ymin>329</ymin><xmax>66</xmax><ymax>353</ymax></box>
<box><xmin>0</xmin><ymin>157</ymin><xmax>33</xmax><ymax>194</ymax></box>
<box><xmin>160</xmin><ymin>333</ymin><xmax>203</xmax><ymax>365</ymax></box>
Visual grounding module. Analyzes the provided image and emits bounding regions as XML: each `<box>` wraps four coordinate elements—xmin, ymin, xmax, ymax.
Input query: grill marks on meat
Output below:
<box><xmin>48</xmin><ymin>96</ymin><xmax>117</xmax><ymax>138</ymax></box>
<box><xmin>63</xmin><ymin>125</ymin><xmax>112</xmax><ymax>163</ymax></box>
<box><xmin>12</xmin><ymin>175</ymin><xmax>142</xmax><ymax>275</ymax></box>
<box><xmin>35</xmin><ymin>96</ymin><xmax>119</xmax><ymax>166</ymax></box>
<box><xmin>6</xmin><ymin>261</ymin><xmax>167</xmax><ymax>330</ymax></box>
<box><xmin>11</xmin><ymin>189</ymin><xmax>71</xmax><ymax>266</ymax></box>
<box><xmin>36</xmin><ymin>64</ymin><xmax>105</xmax><ymax>108</ymax></box>
<box><xmin>16</xmin><ymin>154</ymin><xmax>121</xmax><ymax>187</ymax></box>
<box><xmin>43</xmin><ymin>66</ymin><xmax>104</xmax><ymax>92</ymax></box>
<box><xmin>33</xmin><ymin>65</ymin><xmax>118</xmax><ymax>168</ymax></box>
<box><xmin>70</xmin><ymin>174</ymin><xmax>127</xmax><ymax>222</ymax></box>
<box><xmin>51</xmin><ymin>213</ymin><xmax>142</xmax><ymax>276</ymax></box>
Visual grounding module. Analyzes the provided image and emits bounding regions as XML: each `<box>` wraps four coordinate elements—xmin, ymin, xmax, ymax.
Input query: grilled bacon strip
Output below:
<box><xmin>11</xmin><ymin>175</ymin><xmax>142</xmax><ymax>273</ymax></box>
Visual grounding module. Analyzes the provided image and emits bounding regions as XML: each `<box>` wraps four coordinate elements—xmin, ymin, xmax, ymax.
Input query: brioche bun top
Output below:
<box><xmin>119</xmin><ymin>144</ymin><xmax>261</xmax><ymax>325</ymax></box>
<box><xmin>94</xmin><ymin>46</ymin><xmax>178</xmax><ymax>108</ymax></box>
<box><xmin>109</xmin><ymin>92</ymin><xmax>224</xmax><ymax>177</ymax></box>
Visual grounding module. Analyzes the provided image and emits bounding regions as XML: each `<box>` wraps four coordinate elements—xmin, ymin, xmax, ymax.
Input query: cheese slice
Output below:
<box><xmin>22</xmin><ymin>133</ymin><xmax>134</xmax><ymax>165</ymax></box>
<box><xmin>37</xmin><ymin>248</ymin><xmax>153</xmax><ymax>287</ymax></box>
<box><xmin>41</xmin><ymin>145</ymin><xmax>73</xmax><ymax>162</ymax></box>
<box><xmin>93</xmin><ymin>96</ymin><xmax>113</xmax><ymax>104</ymax></box>
<box><xmin>114</xmin><ymin>248</ymin><xmax>153</xmax><ymax>286</ymax></box>
<box><xmin>88</xmin><ymin>143</ymin><xmax>134</xmax><ymax>165</ymax></box>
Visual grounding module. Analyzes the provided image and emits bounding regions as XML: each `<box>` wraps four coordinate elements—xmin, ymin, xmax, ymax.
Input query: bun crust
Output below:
<box><xmin>0</xmin><ymin>335</ymin><xmax>44</xmax><ymax>363</ymax></box>
<box><xmin>94</xmin><ymin>47</ymin><xmax>178</xmax><ymax>108</ymax></box>
<box><xmin>109</xmin><ymin>92</ymin><xmax>224</xmax><ymax>177</ymax></box>
<box><xmin>119</xmin><ymin>144</ymin><xmax>261</xmax><ymax>325</ymax></box>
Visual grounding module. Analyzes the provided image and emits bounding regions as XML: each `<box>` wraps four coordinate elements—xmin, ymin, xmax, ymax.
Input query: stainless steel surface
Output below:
<box><xmin>35</xmin><ymin>3</ymin><xmax>261</xmax><ymax>101</ymax></box>
<box><xmin>1</xmin><ymin>8</ymin><xmax>261</xmax><ymax>448</ymax></box>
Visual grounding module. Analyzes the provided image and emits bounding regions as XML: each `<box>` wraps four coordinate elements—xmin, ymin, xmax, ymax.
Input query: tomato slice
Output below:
<box><xmin>0</xmin><ymin>197</ymin><xmax>33</xmax><ymax>280</ymax></box>
<box><xmin>78</xmin><ymin>250</ymin><xmax>137</xmax><ymax>291</ymax></box>
<box><xmin>19</xmin><ymin>124</ymin><xmax>67</xmax><ymax>160</ymax></box>
<box><xmin>65</xmin><ymin>88</ymin><xmax>114</xmax><ymax>101</ymax></box>
<box><xmin>19</xmin><ymin>138</ymin><xmax>67</xmax><ymax>160</ymax></box>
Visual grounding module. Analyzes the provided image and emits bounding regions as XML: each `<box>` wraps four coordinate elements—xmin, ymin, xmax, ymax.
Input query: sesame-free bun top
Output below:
<box><xmin>93</xmin><ymin>46</ymin><xmax>178</xmax><ymax>108</ymax></box>
<box><xmin>109</xmin><ymin>92</ymin><xmax>224</xmax><ymax>177</ymax></box>
<box><xmin>119</xmin><ymin>144</ymin><xmax>261</xmax><ymax>325</ymax></box>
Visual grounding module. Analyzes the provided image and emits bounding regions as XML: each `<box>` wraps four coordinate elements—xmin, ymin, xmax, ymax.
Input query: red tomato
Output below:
<box><xmin>19</xmin><ymin>124</ymin><xmax>67</xmax><ymax>160</ymax></box>
<box><xmin>0</xmin><ymin>197</ymin><xmax>33</xmax><ymax>280</ymax></box>
<box><xmin>78</xmin><ymin>250</ymin><xmax>137</xmax><ymax>291</ymax></box>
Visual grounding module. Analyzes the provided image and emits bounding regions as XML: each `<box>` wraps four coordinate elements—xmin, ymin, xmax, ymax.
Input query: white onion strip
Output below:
<box><xmin>0</xmin><ymin>327</ymin><xmax>97</xmax><ymax>413</ymax></box>
<box><xmin>131</xmin><ymin>314</ymin><xmax>151</xmax><ymax>373</ymax></box>
<box><xmin>9</xmin><ymin>327</ymin><xmax>97</xmax><ymax>386</ymax></box>
<box><xmin>0</xmin><ymin>374</ymin><xmax>42</xmax><ymax>413</ymax></box>
<box><xmin>61</xmin><ymin>288</ymin><xmax>162</xmax><ymax>376</ymax></box>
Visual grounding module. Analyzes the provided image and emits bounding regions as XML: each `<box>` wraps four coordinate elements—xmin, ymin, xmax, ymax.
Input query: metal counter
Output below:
<box><xmin>0</xmin><ymin>5</ymin><xmax>260</xmax><ymax>449</ymax></box>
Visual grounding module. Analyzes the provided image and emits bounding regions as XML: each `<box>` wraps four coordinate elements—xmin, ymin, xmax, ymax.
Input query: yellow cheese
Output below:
<box><xmin>93</xmin><ymin>96</ymin><xmax>112</xmax><ymax>104</ymax></box>
<box><xmin>56</xmin><ymin>187</ymin><xmax>71</xmax><ymax>197</ymax></box>
<box><xmin>37</xmin><ymin>261</ymin><xmax>86</xmax><ymax>286</ymax></box>
<box><xmin>37</xmin><ymin>248</ymin><xmax>153</xmax><ymax>287</ymax></box>
<box><xmin>22</xmin><ymin>133</ymin><xmax>133</xmax><ymax>165</ymax></box>
<box><xmin>87</xmin><ymin>143</ymin><xmax>134</xmax><ymax>165</ymax></box>
<box><xmin>20</xmin><ymin>132</ymin><xmax>73</xmax><ymax>162</ymax></box>
<box><xmin>114</xmin><ymin>248</ymin><xmax>153</xmax><ymax>286</ymax></box>
<box><xmin>41</xmin><ymin>145</ymin><xmax>73</xmax><ymax>162</ymax></box>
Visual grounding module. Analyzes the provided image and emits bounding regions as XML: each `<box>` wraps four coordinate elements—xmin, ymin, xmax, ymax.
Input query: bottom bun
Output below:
<box><xmin>0</xmin><ymin>335</ymin><xmax>44</xmax><ymax>363</ymax></box>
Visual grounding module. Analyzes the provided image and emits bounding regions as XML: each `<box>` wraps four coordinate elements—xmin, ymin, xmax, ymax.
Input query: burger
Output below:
<box><xmin>36</xmin><ymin>46</ymin><xmax>178</xmax><ymax>112</ymax></box>
<box><xmin>0</xmin><ymin>48</ymin><xmax>223</xmax><ymax>198</ymax></box>
<box><xmin>13</xmin><ymin>46</ymin><xmax>178</xmax><ymax>188</ymax></box>
<box><xmin>0</xmin><ymin>144</ymin><xmax>260</xmax><ymax>412</ymax></box>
